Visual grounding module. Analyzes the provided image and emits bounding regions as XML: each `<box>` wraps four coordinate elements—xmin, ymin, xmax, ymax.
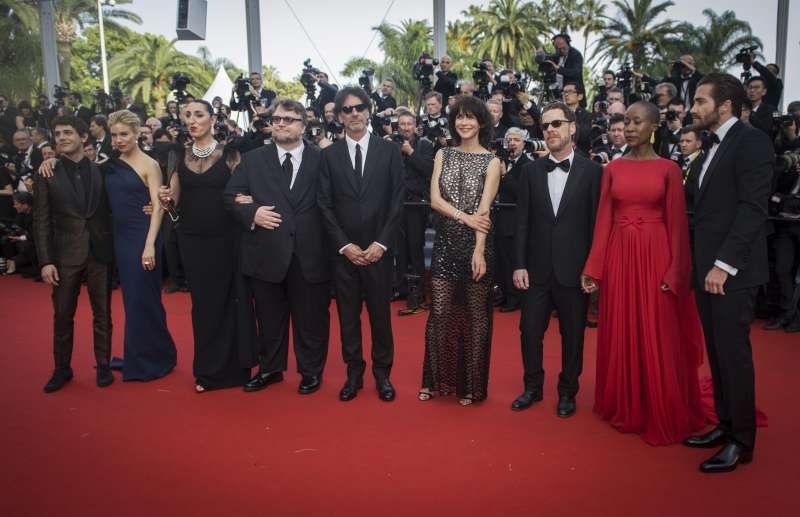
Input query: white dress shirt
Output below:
<box><xmin>275</xmin><ymin>141</ymin><xmax>304</xmax><ymax>189</ymax></box>
<box><xmin>547</xmin><ymin>150</ymin><xmax>574</xmax><ymax>216</ymax></box>
<box><xmin>697</xmin><ymin>116</ymin><xmax>740</xmax><ymax>276</ymax></box>
<box><xmin>345</xmin><ymin>132</ymin><xmax>370</xmax><ymax>175</ymax></box>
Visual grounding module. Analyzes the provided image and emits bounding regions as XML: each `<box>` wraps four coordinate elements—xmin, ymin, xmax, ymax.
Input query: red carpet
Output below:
<box><xmin>1</xmin><ymin>274</ymin><xmax>797</xmax><ymax>516</ymax></box>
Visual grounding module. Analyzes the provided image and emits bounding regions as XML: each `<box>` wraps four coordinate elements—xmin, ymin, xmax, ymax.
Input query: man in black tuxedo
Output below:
<box><xmin>69</xmin><ymin>93</ymin><xmax>94</xmax><ymax>125</ymax></box>
<box><xmin>317</xmin><ymin>86</ymin><xmax>405</xmax><ymax>402</ymax></box>
<box><xmin>495</xmin><ymin>127</ymin><xmax>531</xmax><ymax>312</ymax></box>
<box><xmin>684</xmin><ymin>73</ymin><xmax>774</xmax><ymax>473</ymax></box>
<box><xmin>224</xmin><ymin>99</ymin><xmax>331</xmax><ymax>395</ymax></box>
<box><xmin>511</xmin><ymin>102</ymin><xmax>602</xmax><ymax>417</ymax></box>
<box><xmin>390</xmin><ymin>108</ymin><xmax>434</xmax><ymax>312</ymax></box>
<box><xmin>744</xmin><ymin>76</ymin><xmax>776</xmax><ymax>137</ymax></box>
<box><xmin>33</xmin><ymin>115</ymin><xmax>115</xmax><ymax>392</ymax></box>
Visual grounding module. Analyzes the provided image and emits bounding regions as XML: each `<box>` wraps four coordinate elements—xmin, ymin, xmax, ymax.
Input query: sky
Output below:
<box><xmin>116</xmin><ymin>0</ymin><xmax>799</xmax><ymax>107</ymax></box>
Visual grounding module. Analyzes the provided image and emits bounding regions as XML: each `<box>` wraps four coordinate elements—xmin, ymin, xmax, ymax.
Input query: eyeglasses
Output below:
<box><xmin>562</xmin><ymin>90</ymin><xmax>578</xmax><ymax>95</ymax></box>
<box><xmin>541</xmin><ymin>120</ymin><xmax>571</xmax><ymax>130</ymax></box>
<box><xmin>271</xmin><ymin>115</ymin><xmax>303</xmax><ymax>125</ymax></box>
<box><xmin>341</xmin><ymin>103</ymin><xmax>369</xmax><ymax>114</ymax></box>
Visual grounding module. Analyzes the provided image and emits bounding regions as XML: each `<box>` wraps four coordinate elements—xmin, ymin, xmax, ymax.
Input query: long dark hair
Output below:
<box><xmin>448</xmin><ymin>95</ymin><xmax>493</xmax><ymax>148</ymax></box>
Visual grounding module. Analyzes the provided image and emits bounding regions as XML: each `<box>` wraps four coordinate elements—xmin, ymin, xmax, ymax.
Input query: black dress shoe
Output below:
<box><xmin>764</xmin><ymin>317</ymin><xmax>788</xmax><ymax>330</ymax></box>
<box><xmin>585</xmin><ymin>320</ymin><xmax>598</xmax><ymax>328</ymax></box>
<box><xmin>298</xmin><ymin>375</ymin><xmax>321</xmax><ymax>394</ymax></box>
<box><xmin>683</xmin><ymin>427</ymin><xmax>727</xmax><ymax>448</ymax></box>
<box><xmin>556</xmin><ymin>395</ymin><xmax>576</xmax><ymax>418</ymax></box>
<box><xmin>699</xmin><ymin>442</ymin><xmax>753</xmax><ymax>473</ymax></box>
<box><xmin>243</xmin><ymin>371</ymin><xmax>284</xmax><ymax>392</ymax></box>
<box><xmin>377</xmin><ymin>378</ymin><xmax>396</xmax><ymax>401</ymax></box>
<box><xmin>96</xmin><ymin>365</ymin><xmax>114</xmax><ymax>388</ymax></box>
<box><xmin>44</xmin><ymin>367</ymin><xmax>73</xmax><ymax>393</ymax></box>
<box><xmin>510</xmin><ymin>390</ymin><xmax>543</xmax><ymax>411</ymax></box>
<box><xmin>339</xmin><ymin>378</ymin><xmax>363</xmax><ymax>401</ymax></box>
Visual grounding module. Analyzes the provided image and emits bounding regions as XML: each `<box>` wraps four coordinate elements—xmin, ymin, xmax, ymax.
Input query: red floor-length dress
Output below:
<box><xmin>583</xmin><ymin>157</ymin><xmax>706</xmax><ymax>445</ymax></box>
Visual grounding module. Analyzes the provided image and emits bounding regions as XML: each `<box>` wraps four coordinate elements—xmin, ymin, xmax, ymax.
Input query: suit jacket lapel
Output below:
<box><xmin>536</xmin><ymin>164</ymin><xmax>555</xmax><ymax>220</ymax></box>
<box><xmin>360</xmin><ymin>135</ymin><xmax>381</xmax><ymax>194</ymax></box>
<box><xmin>336</xmin><ymin>140</ymin><xmax>359</xmax><ymax>194</ymax></box>
<box><xmin>555</xmin><ymin>156</ymin><xmax>582</xmax><ymax>219</ymax></box>
<box><xmin>697</xmin><ymin>121</ymin><xmax>741</xmax><ymax>201</ymax></box>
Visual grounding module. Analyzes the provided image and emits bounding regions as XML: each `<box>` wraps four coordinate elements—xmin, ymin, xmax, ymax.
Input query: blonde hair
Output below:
<box><xmin>108</xmin><ymin>109</ymin><xmax>141</xmax><ymax>131</ymax></box>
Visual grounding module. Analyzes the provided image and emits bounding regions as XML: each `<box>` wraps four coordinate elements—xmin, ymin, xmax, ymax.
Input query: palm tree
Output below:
<box><xmin>0</xmin><ymin>2</ymin><xmax>42</xmax><ymax>98</ymax></box>
<box><xmin>109</xmin><ymin>34</ymin><xmax>211</xmax><ymax>116</ymax></box>
<box><xmin>342</xmin><ymin>19</ymin><xmax>434</xmax><ymax>109</ymax></box>
<box><xmin>591</xmin><ymin>0</ymin><xmax>688</xmax><ymax>70</ymax></box>
<box><xmin>50</xmin><ymin>0</ymin><xmax>142</xmax><ymax>85</ymax></box>
<box><xmin>685</xmin><ymin>9</ymin><xmax>762</xmax><ymax>73</ymax></box>
<box><xmin>578</xmin><ymin>0</ymin><xmax>608</xmax><ymax>65</ymax></box>
<box><xmin>464</xmin><ymin>0</ymin><xmax>546</xmax><ymax>71</ymax></box>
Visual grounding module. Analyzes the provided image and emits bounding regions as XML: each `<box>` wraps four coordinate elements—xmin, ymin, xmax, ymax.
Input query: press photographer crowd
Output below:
<box><xmin>1</xmin><ymin>33</ymin><xmax>798</xmax><ymax>335</ymax></box>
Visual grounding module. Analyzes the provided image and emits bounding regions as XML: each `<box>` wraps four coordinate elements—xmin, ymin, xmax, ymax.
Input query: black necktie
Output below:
<box><xmin>545</xmin><ymin>158</ymin><xmax>570</xmax><ymax>172</ymax></box>
<box><xmin>282</xmin><ymin>152</ymin><xmax>293</xmax><ymax>188</ymax></box>
<box><xmin>72</xmin><ymin>164</ymin><xmax>87</xmax><ymax>212</ymax></box>
<box><xmin>354</xmin><ymin>143</ymin><xmax>363</xmax><ymax>177</ymax></box>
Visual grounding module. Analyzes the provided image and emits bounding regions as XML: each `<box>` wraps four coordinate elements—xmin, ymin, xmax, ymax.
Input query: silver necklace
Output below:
<box><xmin>192</xmin><ymin>140</ymin><xmax>217</xmax><ymax>159</ymax></box>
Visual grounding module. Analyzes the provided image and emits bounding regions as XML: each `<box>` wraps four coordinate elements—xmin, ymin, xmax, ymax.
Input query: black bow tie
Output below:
<box><xmin>545</xmin><ymin>158</ymin><xmax>570</xmax><ymax>172</ymax></box>
<box><xmin>708</xmin><ymin>132</ymin><xmax>720</xmax><ymax>145</ymax></box>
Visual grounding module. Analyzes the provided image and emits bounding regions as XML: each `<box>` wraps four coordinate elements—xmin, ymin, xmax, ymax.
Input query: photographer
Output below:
<box><xmin>433</xmin><ymin>55</ymin><xmax>458</xmax><ymax>106</ymax></box>
<box><xmin>664</xmin><ymin>55</ymin><xmax>702</xmax><ymax>112</ymax></box>
<box><xmin>561</xmin><ymin>82</ymin><xmax>592</xmax><ymax>155</ymax></box>
<box><xmin>384</xmin><ymin>107</ymin><xmax>433</xmax><ymax>312</ymax></box>
<box><xmin>230</xmin><ymin>71</ymin><xmax>277</xmax><ymax>115</ymax></box>
<box><xmin>737</xmin><ymin>51</ymin><xmax>783</xmax><ymax>107</ymax></box>
<box><xmin>656</xmin><ymin>97</ymin><xmax>687</xmax><ymax>159</ymax></box>
<box><xmin>315</xmin><ymin>72</ymin><xmax>339</xmax><ymax>114</ymax></box>
<box><xmin>1</xmin><ymin>191</ymin><xmax>36</xmax><ymax>276</ymax></box>
<box><xmin>305</xmin><ymin>119</ymin><xmax>331</xmax><ymax>150</ymax></box>
<box><xmin>89</xmin><ymin>115</ymin><xmax>112</xmax><ymax>161</ymax></box>
<box><xmin>35</xmin><ymin>95</ymin><xmax>57</xmax><ymax>130</ymax></box>
<box><xmin>160</xmin><ymin>100</ymin><xmax>181</xmax><ymax>128</ymax></box>
<box><xmin>496</xmin><ymin>127</ymin><xmax>531</xmax><ymax>312</ymax></box>
<box><xmin>745</xmin><ymin>76</ymin><xmax>777</xmax><ymax>137</ymax></box>
<box><xmin>371</xmin><ymin>78</ymin><xmax>398</xmax><ymax>137</ymax></box>
<box><xmin>418</xmin><ymin>92</ymin><xmax>450</xmax><ymax>150</ymax></box>
<box><xmin>486</xmin><ymin>99</ymin><xmax>508</xmax><ymax>140</ymax></box>
<box><xmin>536</xmin><ymin>33</ymin><xmax>585</xmax><ymax>96</ymax></box>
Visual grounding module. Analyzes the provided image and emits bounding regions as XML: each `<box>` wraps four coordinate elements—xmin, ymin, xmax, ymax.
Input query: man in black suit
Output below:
<box><xmin>390</xmin><ymin>107</ymin><xmax>434</xmax><ymax>313</ymax></box>
<box><xmin>230</xmin><ymin>71</ymin><xmax>277</xmax><ymax>115</ymax></box>
<box><xmin>665</xmin><ymin>55</ymin><xmax>703</xmax><ymax>113</ymax></box>
<box><xmin>562</xmin><ymin>82</ymin><xmax>592</xmax><ymax>155</ymax></box>
<box><xmin>370</xmin><ymin>78</ymin><xmax>398</xmax><ymax>137</ymax></box>
<box><xmin>744</xmin><ymin>76</ymin><xmax>776</xmax><ymax>137</ymax></box>
<box><xmin>433</xmin><ymin>55</ymin><xmax>458</xmax><ymax>106</ymax></box>
<box><xmin>495</xmin><ymin>127</ymin><xmax>531</xmax><ymax>312</ymax></box>
<box><xmin>33</xmin><ymin>115</ymin><xmax>115</xmax><ymax>392</ymax></box>
<box><xmin>224</xmin><ymin>99</ymin><xmax>331</xmax><ymax>395</ymax></box>
<box><xmin>317</xmin><ymin>86</ymin><xmax>405</xmax><ymax>402</ymax></box>
<box><xmin>684</xmin><ymin>73</ymin><xmax>774</xmax><ymax>473</ymax></box>
<box><xmin>315</xmin><ymin>72</ymin><xmax>338</xmax><ymax>117</ymax></box>
<box><xmin>69</xmin><ymin>93</ymin><xmax>94</xmax><ymax>125</ymax></box>
<box><xmin>511</xmin><ymin>102</ymin><xmax>602</xmax><ymax>417</ymax></box>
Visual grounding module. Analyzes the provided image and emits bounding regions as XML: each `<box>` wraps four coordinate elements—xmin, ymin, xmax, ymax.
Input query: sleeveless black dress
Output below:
<box><xmin>422</xmin><ymin>148</ymin><xmax>495</xmax><ymax>401</ymax></box>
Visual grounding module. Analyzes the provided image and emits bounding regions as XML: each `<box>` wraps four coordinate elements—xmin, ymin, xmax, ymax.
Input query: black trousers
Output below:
<box><xmin>519</xmin><ymin>277</ymin><xmax>588</xmax><ymax>397</ymax></box>
<box><xmin>333</xmin><ymin>253</ymin><xmax>394</xmax><ymax>381</ymax></box>
<box><xmin>250</xmin><ymin>254</ymin><xmax>330</xmax><ymax>376</ymax></box>
<box><xmin>495</xmin><ymin>232</ymin><xmax>519</xmax><ymax>305</ymax></box>
<box><xmin>695</xmin><ymin>287</ymin><xmax>758</xmax><ymax>450</ymax></box>
<box><xmin>395</xmin><ymin>203</ymin><xmax>429</xmax><ymax>295</ymax></box>
<box><xmin>51</xmin><ymin>255</ymin><xmax>112</xmax><ymax>369</ymax></box>
<box><xmin>772</xmin><ymin>224</ymin><xmax>800</xmax><ymax>314</ymax></box>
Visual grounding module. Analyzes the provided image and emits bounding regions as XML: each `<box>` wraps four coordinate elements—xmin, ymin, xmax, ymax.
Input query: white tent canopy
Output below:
<box><xmin>202</xmin><ymin>66</ymin><xmax>249</xmax><ymax>128</ymax></box>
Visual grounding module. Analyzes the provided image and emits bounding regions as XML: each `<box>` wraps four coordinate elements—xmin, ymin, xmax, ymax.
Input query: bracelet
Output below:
<box><xmin>453</xmin><ymin>209</ymin><xmax>461</xmax><ymax>222</ymax></box>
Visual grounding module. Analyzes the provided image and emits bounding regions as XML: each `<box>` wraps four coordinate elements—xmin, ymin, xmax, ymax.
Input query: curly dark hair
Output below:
<box><xmin>448</xmin><ymin>95</ymin><xmax>493</xmax><ymax>148</ymax></box>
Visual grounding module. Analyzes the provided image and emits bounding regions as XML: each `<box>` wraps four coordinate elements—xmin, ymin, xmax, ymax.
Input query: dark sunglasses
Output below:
<box><xmin>271</xmin><ymin>115</ymin><xmax>303</xmax><ymax>125</ymax></box>
<box><xmin>541</xmin><ymin>119</ymin><xmax>571</xmax><ymax>130</ymax></box>
<box><xmin>341</xmin><ymin>103</ymin><xmax>369</xmax><ymax>114</ymax></box>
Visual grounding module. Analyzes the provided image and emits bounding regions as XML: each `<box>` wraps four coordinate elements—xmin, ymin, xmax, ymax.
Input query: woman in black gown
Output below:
<box><xmin>159</xmin><ymin>100</ymin><xmax>253</xmax><ymax>392</ymax></box>
<box><xmin>419</xmin><ymin>96</ymin><xmax>502</xmax><ymax>405</ymax></box>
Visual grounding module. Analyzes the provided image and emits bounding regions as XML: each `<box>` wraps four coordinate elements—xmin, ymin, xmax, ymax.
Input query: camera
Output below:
<box><xmin>419</xmin><ymin>114</ymin><xmax>450</xmax><ymax>141</ymax></box>
<box><xmin>735</xmin><ymin>46</ymin><xmax>759</xmax><ymax>80</ymax></box>
<box><xmin>326</xmin><ymin>120</ymin><xmax>343</xmax><ymax>141</ymax></box>
<box><xmin>489</xmin><ymin>137</ymin><xmax>509</xmax><ymax>162</ymax></box>
<box><xmin>300</xmin><ymin>59</ymin><xmax>321</xmax><ymax>104</ymax></box>
<box><xmin>498</xmin><ymin>70</ymin><xmax>525</xmax><ymax>98</ymax></box>
<box><xmin>773</xmin><ymin>112</ymin><xmax>798</xmax><ymax>129</ymax></box>
<box><xmin>212</xmin><ymin>110</ymin><xmax>230</xmax><ymax>143</ymax></box>
<box><xmin>53</xmin><ymin>84</ymin><xmax>70</xmax><ymax>106</ymax></box>
<box><xmin>358</xmin><ymin>69</ymin><xmax>375</xmax><ymax>92</ymax></box>
<box><xmin>381</xmin><ymin>114</ymin><xmax>403</xmax><ymax>143</ymax></box>
<box><xmin>305</xmin><ymin>120</ymin><xmax>324</xmax><ymax>141</ymax></box>
<box><xmin>234</xmin><ymin>74</ymin><xmax>252</xmax><ymax>99</ymax></box>
<box><xmin>0</xmin><ymin>222</ymin><xmax>24</xmax><ymax>246</ymax></box>
<box><xmin>525</xmin><ymin>140</ymin><xmax>547</xmax><ymax>154</ymax></box>
<box><xmin>171</xmin><ymin>73</ymin><xmax>192</xmax><ymax>103</ymax></box>
<box><xmin>775</xmin><ymin>151</ymin><xmax>800</xmax><ymax>175</ymax></box>
<box><xmin>472</xmin><ymin>61</ymin><xmax>491</xmax><ymax>99</ymax></box>
<box><xmin>413</xmin><ymin>53</ymin><xmax>438</xmax><ymax>94</ymax></box>
<box><xmin>252</xmin><ymin>112</ymin><xmax>272</xmax><ymax>132</ymax></box>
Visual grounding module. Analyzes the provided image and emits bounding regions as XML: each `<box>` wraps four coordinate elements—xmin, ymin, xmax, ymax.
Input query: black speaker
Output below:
<box><xmin>176</xmin><ymin>0</ymin><xmax>207</xmax><ymax>40</ymax></box>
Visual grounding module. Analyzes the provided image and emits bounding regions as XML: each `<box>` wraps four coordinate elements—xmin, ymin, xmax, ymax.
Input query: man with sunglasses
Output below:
<box><xmin>511</xmin><ymin>101</ymin><xmax>602</xmax><ymax>417</ymax></box>
<box><xmin>318</xmin><ymin>86</ymin><xmax>405</xmax><ymax>402</ymax></box>
<box><xmin>224</xmin><ymin>99</ymin><xmax>332</xmax><ymax>396</ymax></box>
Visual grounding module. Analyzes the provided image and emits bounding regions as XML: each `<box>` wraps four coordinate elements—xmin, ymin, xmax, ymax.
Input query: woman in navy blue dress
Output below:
<box><xmin>106</xmin><ymin>110</ymin><xmax>176</xmax><ymax>380</ymax></box>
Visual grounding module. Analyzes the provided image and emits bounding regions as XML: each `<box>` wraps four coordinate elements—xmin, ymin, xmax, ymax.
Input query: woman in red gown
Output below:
<box><xmin>581</xmin><ymin>102</ymin><xmax>706</xmax><ymax>445</ymax></box>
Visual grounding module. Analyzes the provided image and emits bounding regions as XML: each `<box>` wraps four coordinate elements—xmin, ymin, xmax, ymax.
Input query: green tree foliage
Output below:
<box><xmin>70</xmin><ymin>25</ymin><xmax>134</xmax><ymax>101</ymax></box>
<box><xmin>684</xmin><ymin>9</ymin><xmax>763</xmax><ymax>72</ymax></box>
<box><xmin>0</xmin><ymin>3</ymin><xmax>42</xmax><ymax>99</ymax></box>
<box><xmin>464</xmin><ymin>0</ymin><xmax>545</xmax><ymax>71</ymax></box>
